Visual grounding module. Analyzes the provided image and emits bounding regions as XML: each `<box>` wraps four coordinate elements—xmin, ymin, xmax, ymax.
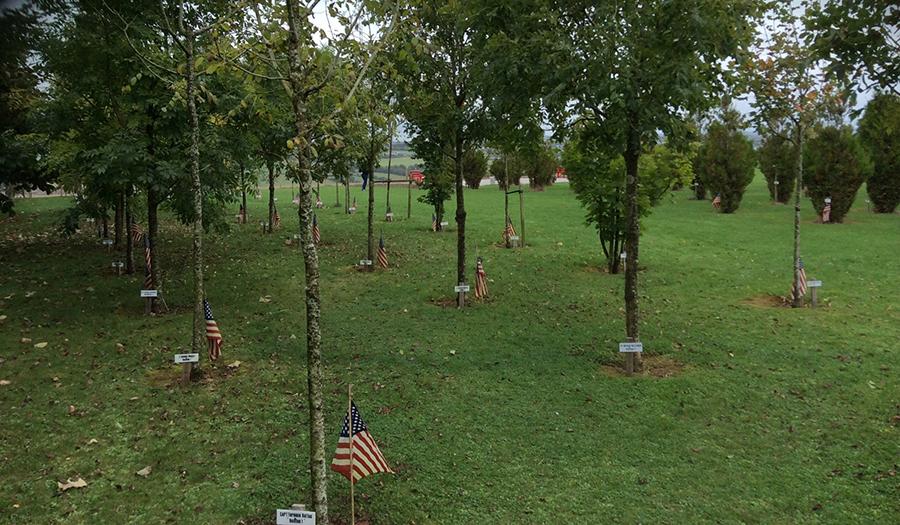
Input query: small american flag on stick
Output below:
<box><xmin>503</xmin><ymin>216</ymin><xmax>517</xmax><ymax>242</ymax></box>
<box><xmin>791</xmin><ymin>259</ymin><xmax>808</xmax><ymax>300</ymax></box>
<box><xmin>822</xmin><ymin>198</ymin><xmax>831</xmax><ymax>223</ymax></box>
<box><xmin>431</xmin><ymin>213</ymin><xmax>438</xmax><ymax>232</ymax></box>
<box><xmin>377</xmin><ymin>231</ymin><xmax>388</xmax><ymax>268</ymax></box>
<box><xmin>312</xmin><ymin>214</ymin><xmax>320</xmax><ymax>244</ymax></box>
<box><xmin>475</xmin><ymin>257</ymin><xmax>488</xmax><ymax>299</ymax></box>
<box><xmin>142</xmin><ymin>234</ymin><xmax>153</xmax><ymax>290</ymax></box>
<box><xmin>330</xmin><ymin>400</ymin><xmax>393</xmax><ymax>482</ymax></box>
<box><xmin>204</xmin><ymin>299</ymin><xmax>223</xmax><ymax>360</ymax></box>
<box><xmin>712</xmin><ymin>193</ymin><xmax>722</xmax><ymax>210</ymax></box>
<box><xmin>130</xmin><ymin>223</ymin><xmax>144</xmax><ymax>244</ymax></box>
<box><xmin>273</xmin><ymin>209</ymin><xmax>281</xmax><ymax>228</ymax></box>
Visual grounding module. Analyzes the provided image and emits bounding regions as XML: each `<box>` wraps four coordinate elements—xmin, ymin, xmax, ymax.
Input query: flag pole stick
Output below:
<box><xmin>348</xmin><ymin>383</ymin><xmax>355</xmax><ymax>525</ymax></box>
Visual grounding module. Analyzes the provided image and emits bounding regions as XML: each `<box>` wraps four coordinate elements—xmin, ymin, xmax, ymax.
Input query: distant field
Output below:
<box><xmin>0</xmin><ymin>176</ymin><xmax>897</xmax><ymax>524</ymax></box>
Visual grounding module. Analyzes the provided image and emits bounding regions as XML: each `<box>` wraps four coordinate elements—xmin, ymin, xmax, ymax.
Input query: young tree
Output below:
<box><xmin>393</xmin><ymin>0</ymin><xmax>495</xmax><ymax>294</ymax></box>
<box><xmin>743</xmin><ymin>5</ymin><xmax>844</xmax><ymax>307</ymax></box>
<box><xmin>566</xmin><ymin>127</ymin><xmax>693</xmax><ymax>274</ymax></box>
<box><xmin>695</xmin><ymin>108</ymin><xmax>757</xmax><ymax>213</ymax></box>
<box><xmin>858</xmin><ymin>93</ymin><xmax>900</xmax><ymax>213</ymax></box>
<box><xmin>532</xmin><ymin>0</ymin><xmax>761</xmax><ymax>349</ymax></box>
<box><xmin>759</xmin><ymin>131</ymin><xmax>798</xmax><ymax>204</ymax></box>
<box><xmin>804</xmin><ymin>125</ymin><xmax>872</xmax><ymax>223</ymax></box>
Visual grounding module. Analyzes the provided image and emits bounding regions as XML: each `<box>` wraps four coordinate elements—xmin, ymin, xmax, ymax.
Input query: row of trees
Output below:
<box><xmin>2</xmin><ymin>0</ymin><xmax>897</xmax><ymax>521</ymax></box>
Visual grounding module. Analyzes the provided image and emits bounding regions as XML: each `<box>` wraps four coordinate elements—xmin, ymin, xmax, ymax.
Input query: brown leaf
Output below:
<box><xmin>226</xmin><ymin>360</ymin><xmax>241</xmax><ymax>369</ymax></box>
<box><xmin>136</xmin><ymin>466</ymin><xmax>152</xmax><ymax>477</ymax></box>
<box><xmin>0</xmin><ymin>380</ymin><xmax>10</xmax><ymax>386</ymax></box>
<box><xmin>57</xmin><ymin>477</ymin><xmax>87</xmax><ymax>491</ymax></box>
<box><xmin>34</xmin><ymin>342</ymin><xmax>48</xmax><ymax>349</ymax></box>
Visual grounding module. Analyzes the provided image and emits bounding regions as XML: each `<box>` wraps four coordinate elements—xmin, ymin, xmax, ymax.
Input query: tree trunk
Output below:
<box><xmin>791</xmin><ymin>123</ymin><xmax>804</xmax><ymax>308</ymax></box>
<box><xmin>268</xmin><ymin>160</ymin><xmax>276</xmax><ymax>232</ymax></box>
<box><xmin>455</xmin><ymin>137</ymin><xmax>466</xmax><ymax>287</ymax></box>
<box><xmin>367</xmin><ymin>166</ymin><xmax>375</xmax><ymax>263</ymax></box>
<box><xmin>335</xmin><ymin>176</ymin><xmax>340</xmax><ymax>207</ymax></box>
<box><xmin>623</xmin><ymin>119</ymin><xmax>641</xmax><ymax>367</ymax></box>
<box><xmin>114</xmin><ymin>192</ymin><xmax>124</xmax><ymax>248</ymax></box>
<box><xmin>147</xmin><ymin>185</ymin><xmax>161</xmax><ymax>312</ymax></box>
<box><xmin>125</xmin><ymin>194</ymin><xmax>134</xmax><ymax>274</ymax></box>
<box><xmin>240</xmin><ymin>161</ymin><xmax>247</xmax><ymax>224</ymax></box>
<box><xmin>285</xmin><ymin>1</ymin><xmax>328</xmax><ymax>521</ymax></box>
<box><xmin>102</xmin><ymin>215</ymin><xmax>109</xmax><ymax>239</ymax></box>
<box><xmin>184</xmin><ymin>25</ymin><xmax>206</xmax><ymax>355</ymax></box>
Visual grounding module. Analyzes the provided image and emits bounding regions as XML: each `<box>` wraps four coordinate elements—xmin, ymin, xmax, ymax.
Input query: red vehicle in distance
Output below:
<box><xmin>408</xmin><ymin>169</ymin><xmax>425</xmax><ymax>186</ymax></box>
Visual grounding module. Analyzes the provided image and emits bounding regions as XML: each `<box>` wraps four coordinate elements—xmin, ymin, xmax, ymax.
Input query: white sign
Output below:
<box><xmin>509</xmin><ymin>235</ymin><xmax>520</xmax><ymax>241</ymax></box>
<box><xmin>807</xmin><ymin>280</ymin><xmax>822</xmax><ymax>288</ymax></box>
<box><xmin>102</xmin><ymin>239</ymin><xmax>113</xmax><ymax>246</ymax></box>
<box><xmin>440</xmin><ymin>221</ymin><xmax>449</xmax><ymax>227</ymax></box>
<box><xmin>359</xmin><ymin>259</ymin><xmax>373</xmax><ymax>266</ymax></box>
<box><xmin>385</xmin><ymin>212</ymin><xmax>394</xmax><ymax>218</ymax></box>
<box><xmin>276</xmin><ymin>509</ymin><xmax>316</xmax><ymax>525</ymax></box>
<box><xmin>140</xmin><ymin>289</ymin><xmax>159</xmax><ymax>298</ymax></box>
<box><xmin>824</xmin><ymin>197</ymin><xmax>832</xmax><ymax>204</ymax></box>
<box><xmin>112</xmin><ymin>262</ymin><xmax>124</xmax><ymax>268</ymax></box>
<box><xmin>619</xmin><ymin>342</ymin><xmax>643</xmax><ymax>353</ymax></box>
<box><xmin>174</xmin><ymin>353</ymin><xmax>200</xmax><ymax>364</ymax></box>
<box><xmin>454</xmin><ymin>284</ymin><xmax>470</xmax><ymax>293</ymax></box>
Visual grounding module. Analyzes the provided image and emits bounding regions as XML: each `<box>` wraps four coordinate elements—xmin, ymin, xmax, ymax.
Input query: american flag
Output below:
<box><xmin>712</xmin><ymin>193</ymin><xmax>722</xmax><ymax>210</ymax></box>
<box><xmin>330</xmin><ymin>401</ymin><xmax>393</xmax><ymax>482</ymax></box>
<box><xmin>273</xmin><ymin>209</ymin><xmax>281</xmax><ymax>228</ymax></box>
<box><xmin>475</xmin><ymin>257</ymin><xmax>488</xmax><ymax>299</ymax></box>
<box><xmin>312</xmin><ymin>214</ymin><xmax>320</xmax><ymax>244</ymax></box>
<box><xmin>431</xmin><ymin>213</ymin><xmax>437</xmax><ymax>232</ymax></box>
<box><xmin>822</xmin><ymin>199</ymin><xmax>831</xmax><ymax>223</ymax></box>
<box><xmin>204</xmin><ymin>299</ymin><xmax>223</xmax><ymax>360</ymax></box>
<box><xmin>130</xmin><ymin>223</ymin><xmax>144</xmax><ymax>244</ymax></box>
<box><xmin>503</xmin><ymin>216</ymin><xmax>517</xmax><ymax>242</ymax></box>
<box><xmin>142</xmin><ymin>234</ymin><xmax>153</xmax><ymax>290</ymax></box>
<box><xmin>791</xmin><ymin>258</ymin><xmax>808</xmax><ymax>299</ymax></box>
<box><xmin>377</xmin><ymin>231</ymin><xmax>388</xmax><ymax>268</ymax></box>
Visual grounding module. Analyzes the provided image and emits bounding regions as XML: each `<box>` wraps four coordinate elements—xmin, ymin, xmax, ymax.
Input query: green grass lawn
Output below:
<box><xmin>1</xmin><ymin>176</ymin><xmax>897</xmax><ymax>524</ymax></box>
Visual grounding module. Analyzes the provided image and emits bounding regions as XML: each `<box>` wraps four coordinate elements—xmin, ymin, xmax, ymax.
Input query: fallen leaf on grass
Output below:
<box><xmin>259</xmin><ymin>296</ymin><xmax>272</xmax><ymax>303</ymax></box>
<box><xmin>0</xmin><ymin>315</ymin><xmax>7</xmax><ymax>321</ymax></box>
<box><xmin>57</xmin><ymin>478</ymin><xmax>87</xmax><ymax>491</ymax></box>
<box><xmin>87</xmin><ymin>439</ymin><xmax>98</xmax><ymax>445</ymax></box>
<box><xmin>34</xmin><ymin>342</ymin><xmax>48</xmax><ymax>349</ymax></box>
<box><xmin>68</xmin><ymin>405</ymin><xmax>76</xmax><ymax>415</ymax></box>
<box><xmin>226</xmin><ymin>361</ymin><xmax>241</xmax><ymax>369</ymax></box>
<box><xmin>20</xmin><ymin>338</ymin><xmax>31</xmax><ymax>344</ymax></box>
<box><xmin>0</xmin><ymin>380</ymin><xmax>10</xmax><ymax>386</ymax></box>
<box><xmin>136</xmin><ymin>466</ymin><xmax>152</xmax><ymax>477</ymax></box>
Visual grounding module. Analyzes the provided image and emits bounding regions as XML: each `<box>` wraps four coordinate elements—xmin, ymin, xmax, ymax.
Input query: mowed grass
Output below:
<box><xmin>0</xmin><ymin>175</ymin><xmax>897</xmax><ymax>524</ymax></box>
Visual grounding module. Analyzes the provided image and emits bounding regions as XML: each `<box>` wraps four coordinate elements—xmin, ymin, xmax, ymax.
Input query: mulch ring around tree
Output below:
<box><xmin>146</xmin><ymin>360</ymin><xmax>244</xmax><ymax>388</ymax></box>
<box><xmin>600</xmin><ymin>355</ymin><xmax>686</xmax><ymax>378</ymax></box>
<box><xmin>740</xmin><ymin>294</ymin><xmax>827</xmax><ymax>308</ymax></box>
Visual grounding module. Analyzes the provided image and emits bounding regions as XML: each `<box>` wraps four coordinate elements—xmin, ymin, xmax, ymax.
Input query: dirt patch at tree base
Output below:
<box><xmin>146</xmin><ymin>361</ymin><xmax>243</xmax><ymax>388</ymax></box>
<box><xmin>742</xmin><ymin>294</ymin><xmax>791</xmax><ymax>308</ymax></box>
<box><xmin>600</xmin><ymin>355</ymin><xmax>686</xmax><ymax>378</ymax></box>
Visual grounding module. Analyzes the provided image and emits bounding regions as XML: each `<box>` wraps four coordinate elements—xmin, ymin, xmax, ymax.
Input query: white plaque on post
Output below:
<box><xmin>807</xmin><ymin>280</ymin><xmax>822</xmax><ymax>288</ymax></box>
<box><xmin>454</xmin><ymin>284</ymin><xmax>470</xmax><ymax>293</ymax></box>
<box><xmin>174</xmin><ymin>353</ymin><xmax>200</xmax><ymax>364</ymax></box>
<box><xmin>619</xmin><ymin>342</ymin><xmax>643</xmax><ymax>353</ymax></box>
<box><xmin>276</xmin><ymin>509</ymin><xmax>316</xmax><ymax>525</ymax></box>
<box><xmin>140</xmin><ymin>289</ymin><xmax>159</xmax><ymax>298</ymax></box>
